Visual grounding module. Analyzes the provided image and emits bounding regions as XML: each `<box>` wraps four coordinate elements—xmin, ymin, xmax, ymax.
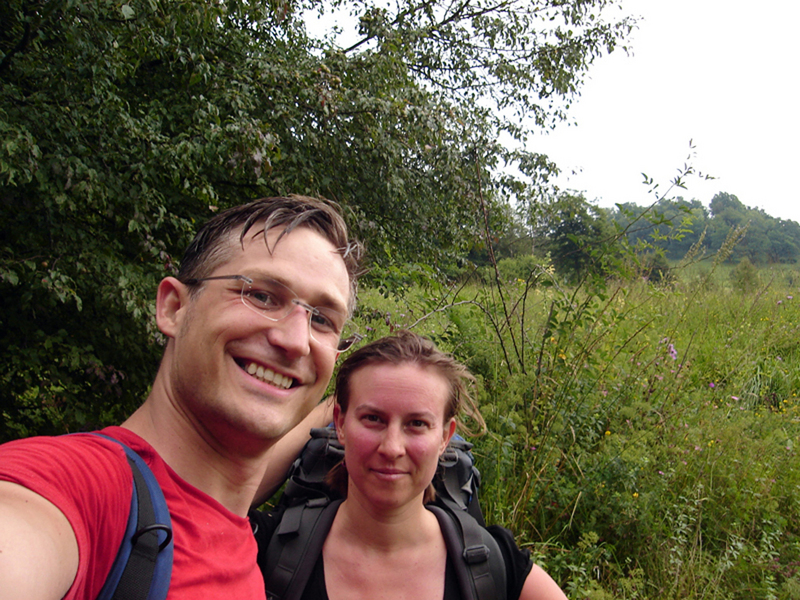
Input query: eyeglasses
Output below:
<box><xmin>184</xmin><ymin>275</ymin><xmax>363</xmax><ymax>352</ymax></box>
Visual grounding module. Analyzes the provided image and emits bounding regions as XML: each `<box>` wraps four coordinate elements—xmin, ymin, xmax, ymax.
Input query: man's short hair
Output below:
<box><xmin>177</xmin><ymin>195</ymin><xmax>364</xmax><ymax>313</ymax></box>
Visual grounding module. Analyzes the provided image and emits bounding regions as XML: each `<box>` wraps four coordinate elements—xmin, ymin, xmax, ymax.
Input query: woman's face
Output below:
<box><xmin>334</xmin><ymin>362</ymin><xmax>456</xmax><ymax>512</ymax></box>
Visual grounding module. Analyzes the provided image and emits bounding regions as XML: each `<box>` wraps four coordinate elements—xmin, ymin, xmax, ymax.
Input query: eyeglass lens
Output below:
<box><xmin>238</xmin><ymin>278</ymin><xmax>360</xmax><ymax>351</ymax></box>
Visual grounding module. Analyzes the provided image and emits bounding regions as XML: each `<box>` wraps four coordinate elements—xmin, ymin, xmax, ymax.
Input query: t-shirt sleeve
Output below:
<box><xmin>0</xmin><ymin>434</ymin><xmax>134</xmax><ymax>600</ymax></box>
<box><xmin>486</xmin><ymin>524</ymin><xmax>534</xmax><ymax>600</ymax></box>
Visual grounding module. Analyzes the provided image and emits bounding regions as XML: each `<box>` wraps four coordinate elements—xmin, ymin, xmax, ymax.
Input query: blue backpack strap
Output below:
<box><xmin>263</xmin><ymin>498</ymin><xmax>343</xmax><ymax>600</ymax></box>
<box><xmin>428</xmin><ymin>502</ymin><xmax>507</xmax><ymax>600</ymax></box>
<box><xmin>91</xmin><ymin>433</ymin><xmax>174</xmax><ymax>600</ymax></box>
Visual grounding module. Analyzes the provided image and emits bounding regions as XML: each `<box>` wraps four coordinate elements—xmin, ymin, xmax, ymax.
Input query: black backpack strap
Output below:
<box><xmin>428</xmin><ymin>502</ymin><xmax>507</xmax><ymax>600</ymax></box>
<box><xmin>435</xmin><ymin>436</ymin><xmax>486</xmax><ymax>527</ymax></box>
<box><xmin>278</xmin><ymin>427</ymin><xmax>344</xmax><ymax>507</ymax></box>
<box><xmin>92</xmin><ymin>434</ymin><xmax>174</xmax><ymax>600</ymax></box>
<box><xmin>264</xmin><ymin>498</ymin><xmax>343</xmax><ymax>600</ymax></box>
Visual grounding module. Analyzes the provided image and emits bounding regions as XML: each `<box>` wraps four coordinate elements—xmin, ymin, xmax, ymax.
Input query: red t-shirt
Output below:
<box><xmin>0</xmin><ymin>426</ymin><xmax>265</xmax><ymax>599</ymax></box>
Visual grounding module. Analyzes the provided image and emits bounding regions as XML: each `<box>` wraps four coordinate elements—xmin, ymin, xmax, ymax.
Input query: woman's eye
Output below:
<box><xmin>408</xmin><ymin>420</ymin><xmax>429</xmax><ymax>429</ymax></box>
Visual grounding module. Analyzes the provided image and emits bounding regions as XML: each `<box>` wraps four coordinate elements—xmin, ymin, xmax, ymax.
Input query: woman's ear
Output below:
<box><xmin>156</xmin><ymin>277</ymin><xmax>190</xmax><ymax>338</ymax></box>
<box><xmin>440</xmin><ymin>418</ymin><xmax>457</xmax><ymax>454</ymax></box>
<box><xmin>333</xmin><ymin>403</ymin><xmax>345</xmax><ymax>444</ymax></box>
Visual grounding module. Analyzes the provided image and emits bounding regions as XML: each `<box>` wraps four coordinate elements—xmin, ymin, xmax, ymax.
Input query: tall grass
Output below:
<box><xmin>351</xmin><ymin>260</ymin><xmax>800</xmax><ymax>599</ymax></box>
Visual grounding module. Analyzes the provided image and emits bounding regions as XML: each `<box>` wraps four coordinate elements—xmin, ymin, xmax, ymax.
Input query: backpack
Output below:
<box><xmin>91</xmin><ymin>434</ymin><xmax>174</xmax><ymax>600</ymax></box>
<box><xmin>258</xmin><ymin>426</ymin><xmax>507</xmax><ymax>600</ymax></box>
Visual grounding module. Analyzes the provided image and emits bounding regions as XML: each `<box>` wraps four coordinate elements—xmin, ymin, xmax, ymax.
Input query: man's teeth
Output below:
<box><xmin>245</xmin><ymin>362</ymin><xmax>293</xmax><ymax>389</ymax></box>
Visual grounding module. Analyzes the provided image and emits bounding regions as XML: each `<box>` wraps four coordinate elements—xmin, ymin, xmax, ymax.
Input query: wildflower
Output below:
<box><xmin>778</xmin><ymin>300</ymin><xmax>783</xmax><ymax>306</ymax></box>
<box><xmin>789</xmin><ymin>295</ymin><xmax>794</xmax><ymax>300</ymax></box>
<box><xmin>709</xmin><ymin>382</ymin><xmax>715</xmax><ymax>389</ymax></box>
<box><xmin>731</xmin><ymin>396</ymin><xmax>739</xmax><ymax>400</ymax></box>
<box><xmin>667</xmin><ymin>343</ymin><xmax>678</xmax><ymax>361</ymax></box>
<box><xmin>605</xmin><ymin>430</ymin><xmax>611</xmax><ymax>436</ymax></box>
<box><xmin>633</xmin><ymin>492</ymin><xmax>639</xmax><ymax>499</ymax></box>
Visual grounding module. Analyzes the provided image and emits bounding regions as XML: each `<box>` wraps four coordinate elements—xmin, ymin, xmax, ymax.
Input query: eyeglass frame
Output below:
<box><xmin>182</xmin><ymin>274</ymin><xmax>364</xmax><ymax>352</ymax></box>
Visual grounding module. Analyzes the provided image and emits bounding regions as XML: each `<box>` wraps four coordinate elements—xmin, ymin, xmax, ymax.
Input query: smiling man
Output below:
<box><xmin>0</xmin><ymin>196</ymin><xmax>363</xmax><ymax>600</ymax></box>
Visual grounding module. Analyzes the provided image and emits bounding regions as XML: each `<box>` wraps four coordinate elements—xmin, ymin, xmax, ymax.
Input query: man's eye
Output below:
<box><xmin>409</xmin><ymin>420</ymin><xmax>429</xmax><ymax>429</ymax></box>
<box><xmin>249</xmin><ymin>289</ymin><xmax>282</xmax><ymax>309</ymax></box>
<box><xmin>310</xmin><ymin>310</ymin><xmax>338</xmax><ymax>333</ymax></box>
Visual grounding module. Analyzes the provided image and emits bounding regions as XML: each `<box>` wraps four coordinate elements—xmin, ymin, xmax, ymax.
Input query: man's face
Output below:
<box><xmin>165</xmin><ymin>226</ymin><xmax>350</xmax><ymax>452</ymax></box>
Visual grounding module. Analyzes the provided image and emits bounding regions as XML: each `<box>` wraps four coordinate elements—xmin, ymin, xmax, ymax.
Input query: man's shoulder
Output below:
<box><xmin>0</xmin><ymin>429</ymin><xmax>135</xmax><ymax>501</ymax></box>
<box><xmin>0</xmin><ymin>429</ymin><xmax>139</xmax><ymax>599</ymax></box>
<box><xmin>0</xmin><ymin>428</ymin><xmax>130</xmax><ymax>465</ymax></box>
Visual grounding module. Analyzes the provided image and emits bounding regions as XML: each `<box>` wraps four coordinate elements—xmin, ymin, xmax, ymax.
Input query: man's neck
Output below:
<box><xmin>122</xmin><ymin>393</ymin><xmax>270</xmax><ymax>517</ymax></box>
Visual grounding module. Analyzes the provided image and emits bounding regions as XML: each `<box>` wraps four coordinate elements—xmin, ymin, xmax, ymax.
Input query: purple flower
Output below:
<box><xmin>667</xmin><ymin>343</ymin><xmax>678</xmax><ymax>360</ymax></box>
<box><xmin>709</xmin><ymin>382</ymin><xmax>715</xmax><ymax>389</ymax></box>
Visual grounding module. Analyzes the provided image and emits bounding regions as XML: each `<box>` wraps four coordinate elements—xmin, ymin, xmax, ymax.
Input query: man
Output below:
<box><xmin>0</xmin><ymin>196</ymin><xmax>363</xmax><ymax>599</ymax></box>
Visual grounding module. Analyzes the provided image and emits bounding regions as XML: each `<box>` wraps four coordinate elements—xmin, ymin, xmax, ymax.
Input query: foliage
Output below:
<box><xmin>0</xmin><ymin>0</ymin><xmax>633</xmax><ymax>439</ymax></box>
<box><xmin>731</xmin><ymin>257</ymin><xmax>760</xmax><ymax>293</ymax></box>
<box><xmin>530</xmin><ymin>192</ymin><xmax>619</xmax><ymax>283</ymax></box>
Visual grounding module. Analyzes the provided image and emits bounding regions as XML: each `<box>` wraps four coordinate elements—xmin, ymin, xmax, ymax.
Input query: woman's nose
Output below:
<box><xmin>378</xmin><ymin>426</ymin><xmax>405</xmax><ymax>458</ymax></box>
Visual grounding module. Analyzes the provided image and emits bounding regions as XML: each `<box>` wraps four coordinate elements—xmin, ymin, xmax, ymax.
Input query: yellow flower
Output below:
<box><xmin>605</xmin><ymin>430</ymin><xmax>611</xmax><ymax>436</ymax></box>
<box><xmin>633</xmin><ymin>492</ymin><xmax>639</xmax><ymax>499</ymax></box>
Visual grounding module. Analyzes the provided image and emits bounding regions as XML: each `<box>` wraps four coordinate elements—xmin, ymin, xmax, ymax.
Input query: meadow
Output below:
<box><xmin>351</xmin><ymin>255</ymin><xmax>800</xmax><ymax>599</ymax></box>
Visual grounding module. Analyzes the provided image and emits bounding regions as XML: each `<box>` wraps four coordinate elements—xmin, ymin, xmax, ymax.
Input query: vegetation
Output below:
<box><xmin>355</xmin><ymin>242</ymin><xmax>800</xmax><ymax>599</ymax></box>
<box><xmin>1</xmin><ymin>0</ymin><xmax>633</xmax><ymax>435</ymax></box>
<box><xmin>4</xmin><ymin>1</ymin><xmax>800</xmax><ymax>597</ymax></box>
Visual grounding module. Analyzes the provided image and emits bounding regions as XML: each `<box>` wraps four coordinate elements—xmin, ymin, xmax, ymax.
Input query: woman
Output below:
<box><xmin>252</xmin><ymin>331</ymin><xmax>568</xmax><ymax>600</ymax></box>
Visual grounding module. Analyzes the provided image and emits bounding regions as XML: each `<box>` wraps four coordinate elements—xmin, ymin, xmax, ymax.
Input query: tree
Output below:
<box><xmin>1</xmin><ymin>0</ymin><xmax>633</xmax><ymax>439</ymax></box>
<box><xmin>541</xmin><ymin>193</ymin><xmax>616</xmax><ymax>282</ymax></box>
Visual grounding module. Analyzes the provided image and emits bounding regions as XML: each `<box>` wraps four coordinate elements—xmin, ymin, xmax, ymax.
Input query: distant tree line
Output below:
<box><xmin>470</xmin><ymin>191</ymin><xmax>800</xmax><ymax>284</ymax></box>
<box><xmin>611</xmin><ymin>192</ymin><xmax>800</xmax><ymax>265</ymax></box>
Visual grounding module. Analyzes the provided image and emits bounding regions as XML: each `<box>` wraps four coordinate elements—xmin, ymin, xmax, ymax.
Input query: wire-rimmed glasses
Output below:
<box><xmin>184</xmin><ymin>275</ymin><xmax>363</xmax><ymax>352</ymax></box>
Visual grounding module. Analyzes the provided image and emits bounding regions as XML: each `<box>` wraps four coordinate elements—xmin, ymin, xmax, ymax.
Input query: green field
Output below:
<box><xmin>353</xmin><ymin>260</ymin><xmax>800</xmax><ymax>599</ymax></box>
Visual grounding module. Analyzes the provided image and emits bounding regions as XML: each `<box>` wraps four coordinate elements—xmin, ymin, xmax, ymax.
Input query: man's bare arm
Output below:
<box><xmin>253</xmin><ymin>398</ymin><xmax>334</xmax><ymax>506</ymax></box>
<box><xmin>0</xmin><ymin>481</ymin><xmax>79</xmax><ymax>600</ymax></box>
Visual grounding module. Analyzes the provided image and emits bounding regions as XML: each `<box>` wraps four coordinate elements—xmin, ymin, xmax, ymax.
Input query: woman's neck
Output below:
<box><xmin>333</xmin><ymin>494</ymin><xmax>439</xmax><ymax>551</ymax></box>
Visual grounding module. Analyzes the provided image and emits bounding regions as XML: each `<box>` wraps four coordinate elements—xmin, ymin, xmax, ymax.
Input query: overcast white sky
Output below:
<box><xmin>534</xmin><ymin>0</ymin><xmax>800</xmax><ymax>223</ymax></box>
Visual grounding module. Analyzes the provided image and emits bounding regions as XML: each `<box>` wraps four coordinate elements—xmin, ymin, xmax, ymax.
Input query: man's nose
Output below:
<box><xmin>265</xmin><ymin>303</ymin><xmax>312</xmax><ymax>357</ymax></box>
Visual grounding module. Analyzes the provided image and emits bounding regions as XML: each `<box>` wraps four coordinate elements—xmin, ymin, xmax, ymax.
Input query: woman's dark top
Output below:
<box><xmin>250</xmin><ymin>506</ymin><xmax>533</xmax><ymax>600</ymax></box>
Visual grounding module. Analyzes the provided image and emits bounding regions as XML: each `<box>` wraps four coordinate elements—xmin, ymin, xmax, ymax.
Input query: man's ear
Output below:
<box><xmin>156</xmin><ymin>277</ymin><xmax>190</xmax><ymax>339</ymax></box>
